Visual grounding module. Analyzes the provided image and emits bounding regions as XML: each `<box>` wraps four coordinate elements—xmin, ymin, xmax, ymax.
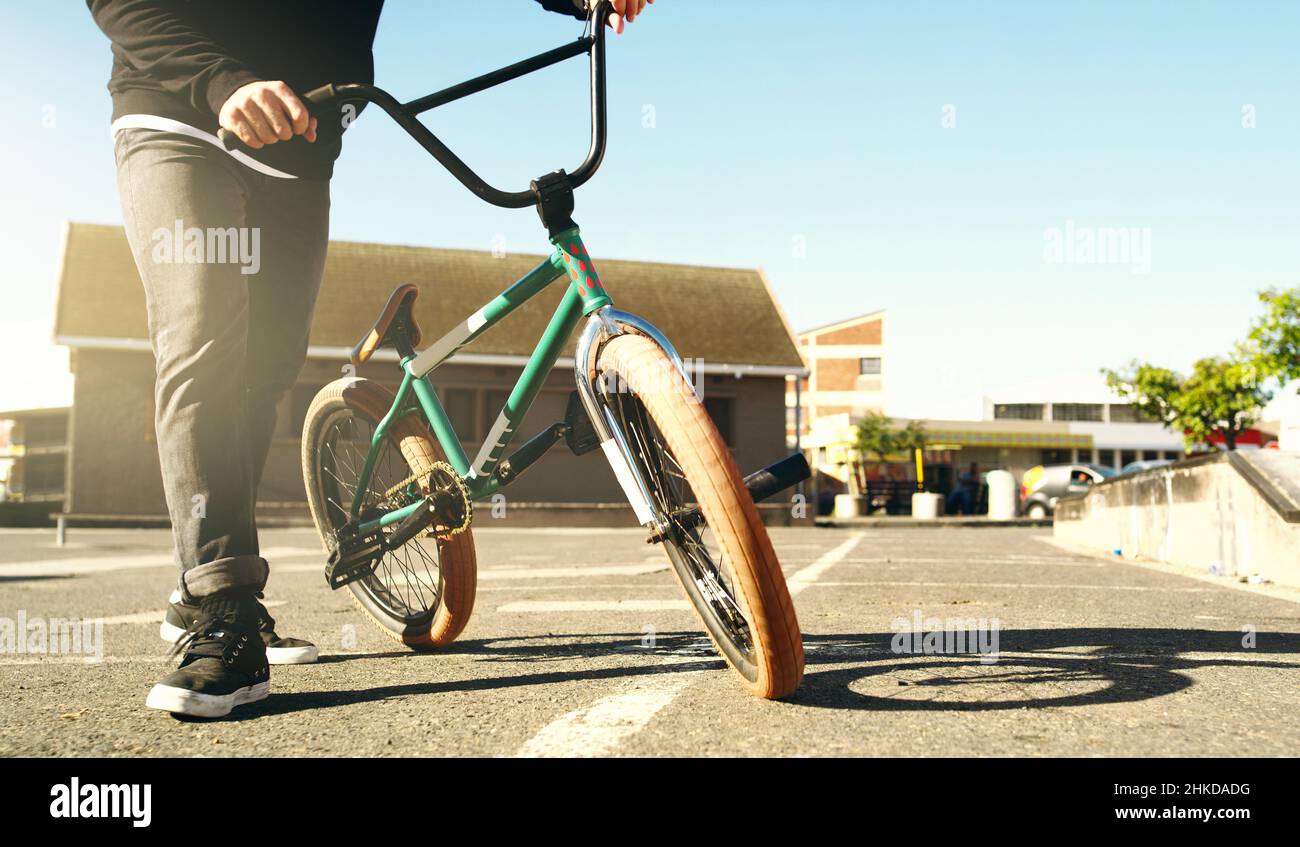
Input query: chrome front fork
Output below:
<box><xmin>573</xmin><ymin>306</ymin><xmax>690</xmax><ymax>533</ymax></box>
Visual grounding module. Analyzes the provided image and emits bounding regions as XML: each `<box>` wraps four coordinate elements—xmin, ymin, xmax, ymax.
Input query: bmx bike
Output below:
<box><xmin>223</xmin><ymin>2</ymin><xmax>809</xmax><ymax>698</ymax></box>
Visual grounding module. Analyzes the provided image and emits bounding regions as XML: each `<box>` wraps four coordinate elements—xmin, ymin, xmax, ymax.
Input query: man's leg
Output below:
<box><xmin>115</xmin><ymin>129</ymin><xmax>275</xmax><ymax>717</ymax></box>
<box><xmin>114</xmin><ymin>128</ymin><xmax>267</xmax><ymax>601</ymax></box>
<box><xmin>243</xmin><ymin>173</ymin><xmax>331</xmax><ymax>495</ymax></box>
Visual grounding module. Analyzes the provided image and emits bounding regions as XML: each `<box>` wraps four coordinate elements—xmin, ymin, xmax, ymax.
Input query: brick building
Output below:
<box><xmin>786</xmin><ymin>310</ymin><xmax>886</xmax><ymax>447</ymax></box>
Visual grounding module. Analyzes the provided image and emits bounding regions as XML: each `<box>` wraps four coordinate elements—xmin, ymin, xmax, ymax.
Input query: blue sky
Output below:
<box><xmin>2</xmin><ymin>1</ymin><xmax>1297</xmax><ymax>418</ymax></box>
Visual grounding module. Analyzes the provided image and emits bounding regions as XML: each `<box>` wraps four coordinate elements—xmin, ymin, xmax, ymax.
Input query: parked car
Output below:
<box><xmin>1117</xmin><ymin>458</ymin><xmax>1173</xmax><ymax>476</ymax></box>
<box><xmin>1019</xmin><ymin>463</ymin><xmax>1115</xmax><ymax>518</ymax></box>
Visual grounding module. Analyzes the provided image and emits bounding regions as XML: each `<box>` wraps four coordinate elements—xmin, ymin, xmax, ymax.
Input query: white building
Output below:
<box><xmin>982</xmin><ymin>382</ymin><xmax>1185</xmax><ymax>471</ymax></box>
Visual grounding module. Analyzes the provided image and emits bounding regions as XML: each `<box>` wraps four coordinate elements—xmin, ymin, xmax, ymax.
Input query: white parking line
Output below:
<box><xmin>833</xmin><ymin>556</ymin><xmax>1104</xmax><ymax>568</ymax></box>
<box><xmin>812</xmin><ymin>580</ymin><xmax>1207</xmax><ymax>592</ymax></box>
<box><xmin>313</xmin><ymin>562</ymin><xmax>671</xmax><ymax>586</ymax></box>
<box><xmin>515</xmin><ymin>672</ymin><xmax>701</xmax><ymax>758</ymax></box>
<box><xmin>96</xmin><ymin>609</ymin><xmax>166</xmax><ymax>626</ymax></box>
<box><xmin>498</xmin><ymin>599</ymin><xmax>690</xmax><ymax>612</ymax></box>
<box><xmin>480</xmin><ymin>583</ymin><xmax>680</xmax><ymax>592</ymax></box>
<box><xmin>0</xmin><ymin>547</ymin><xmax>311</xmax><ymax>578</ymax></box>
<box><xmin>482</xmin><ymin>563</ymin><xmax>669</xmax><ymax>581</ymax></box>
<box><xmin>0</xmin><ymin>655</ymin><xmax>149</xmax><ymax>666</ymax></box>
<box><xmin>277</xmin><ymin>556</ymin><xmax>669</xmax><ymax>578</ymax></box>
<box><xmin>473</xmin><ymin>527</ymin><xmax>648</xmax><ymax>536</ymax></box>
<box><xmin>513</xmin><ymin>533</ymin><xmax>864</xmax><ymax>758</ymax></box>
<box><xmin>786</xmin><ymin>534</ymin><xmax>865</xmax><ymax>595</ymax></box>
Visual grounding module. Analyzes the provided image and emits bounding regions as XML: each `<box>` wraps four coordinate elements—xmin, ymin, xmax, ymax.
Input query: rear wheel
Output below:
<box><xmin>301</xmin><ymin>378</ymin><xmax>477</xmax><ymax>649</ymax></box>
<box><xmin>596</xmin><ymin>335</ymin><xmax>804</xmax><ymax>699</ymax></box>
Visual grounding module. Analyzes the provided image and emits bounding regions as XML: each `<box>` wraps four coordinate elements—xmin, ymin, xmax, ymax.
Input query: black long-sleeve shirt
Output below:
<box><xmin>89</xmin><ymin>0</ymin><xmax>586</xmax><ymax>179</ymax></box>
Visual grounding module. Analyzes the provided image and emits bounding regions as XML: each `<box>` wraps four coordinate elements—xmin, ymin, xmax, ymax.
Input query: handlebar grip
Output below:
<box><xmin>217</xmin><ymin>84</ymin><xmax>338</xmax><ymax>152</ymax></box>
<box><xmin>217</xmin><ymin>127</ymin><xmax>247</xmax><ymax>152</ymax></box>
<box><xmin>301</xmin><ymin>84</ymin><xmax>337</xmax><ymax>112</ymax></box>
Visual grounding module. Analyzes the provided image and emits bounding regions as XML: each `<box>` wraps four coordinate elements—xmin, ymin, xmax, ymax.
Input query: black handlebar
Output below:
<box><xmin>218</xmin><ymin>1</ymin><xmax>610</xmax><ymax>209</ymax></box>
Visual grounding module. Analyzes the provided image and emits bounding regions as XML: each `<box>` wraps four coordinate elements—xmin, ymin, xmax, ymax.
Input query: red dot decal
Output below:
<box><xmin>578</xmin><ymin>261</ymin><xmax>587</xmax><ymax>272</ymax></box>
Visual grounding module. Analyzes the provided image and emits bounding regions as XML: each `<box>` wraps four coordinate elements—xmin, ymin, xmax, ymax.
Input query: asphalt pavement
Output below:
<box><xmin>1</xmin><ymin>524</ymin><xmax>1297</xmax><ymax>757</ymax></box>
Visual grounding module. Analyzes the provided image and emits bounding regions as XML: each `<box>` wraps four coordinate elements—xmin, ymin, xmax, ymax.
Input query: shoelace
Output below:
<box><xmin>165</xmin><ymin>613</ymin><xmax>247</xmax><ymax>661</ymax></box>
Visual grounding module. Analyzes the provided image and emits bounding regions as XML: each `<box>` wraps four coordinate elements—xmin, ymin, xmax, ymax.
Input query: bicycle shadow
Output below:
<box><xmin>792</xmin><ymin>628</ymin><xmax>1300</xmax><ymax>712</ymax></box>
<box><xmin>207</xmin><ymin>627</ymin><xmax>1300</xmax><ymax>721</ymax></box>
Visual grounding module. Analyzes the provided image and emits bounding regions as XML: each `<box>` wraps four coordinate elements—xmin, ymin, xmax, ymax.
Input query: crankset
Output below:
<box><xmin>324</xmin><ymin>461</ymin><xmax>472</xmax><ymax>590</ymax></box>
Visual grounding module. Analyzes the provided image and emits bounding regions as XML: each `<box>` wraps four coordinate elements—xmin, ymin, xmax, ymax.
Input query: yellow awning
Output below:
<box><xmin>924</xmin><ymin>430</ymin><xmax>1092</xmax><ymax>449</ymax></box>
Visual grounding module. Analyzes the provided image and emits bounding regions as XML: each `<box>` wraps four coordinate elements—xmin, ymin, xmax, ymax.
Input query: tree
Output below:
<box><xmin>895</xmin><ymin>419</ymin><xmax>929</xmax><ymax>455</ymax></box>
<box><xmin>1103</xmin><ymin>355</ymin><xmax>1272</xmax><ymax>451</ymax></box>
<box><xmin>852</xmin><ymin>412</ymin><xmax>928</xmax><ymax>469</ymax></box>
<box><xmin>1248</xmin><ymin>287</ymin><xmax>1300</xmax><ymax>386</ymax></box>
<box><xmin>852</xmin><ymin>411</ymin><xmax>895</xmax><ymax>466</ymax></box>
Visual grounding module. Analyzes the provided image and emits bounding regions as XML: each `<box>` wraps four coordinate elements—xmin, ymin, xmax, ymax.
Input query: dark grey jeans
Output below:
<box><xmin>114</xmin><ymin>129</ymin><xmax>330</xmax><ymax>602</ymax></box>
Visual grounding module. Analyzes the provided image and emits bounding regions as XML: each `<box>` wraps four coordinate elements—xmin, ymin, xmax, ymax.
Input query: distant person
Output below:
<box><xmin>88</xmin><ymin>0</ymin><xmax>652</xmax><ymax>718</ymax></box>
<box><xmin>946</xmin><ymin>462</ymin><xmax>980</xmax><ymax>515</ymax></box>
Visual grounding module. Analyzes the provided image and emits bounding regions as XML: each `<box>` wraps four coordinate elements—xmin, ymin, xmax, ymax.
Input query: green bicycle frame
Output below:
<box><xmin>349</xmin><ymin>226</ymin><xmax>611</xmax><ymax>536</ymax></box>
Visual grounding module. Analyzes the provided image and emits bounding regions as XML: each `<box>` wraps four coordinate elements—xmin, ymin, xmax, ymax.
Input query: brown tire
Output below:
<box><xmin>597</xmin><ymin>335</ymin><xmax>804</xmax><ymax>698</ymax></box>
<box><xmin>301</xmin><ymin>377</ymin><xmax>476</xmax><ymax>650</ymax></box>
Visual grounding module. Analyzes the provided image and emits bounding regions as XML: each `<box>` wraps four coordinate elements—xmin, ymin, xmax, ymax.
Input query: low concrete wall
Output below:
<box><xmin>1054</xmin><ymin>451</ymin><xmax>1300</xmax><ymax>587</ymax></box>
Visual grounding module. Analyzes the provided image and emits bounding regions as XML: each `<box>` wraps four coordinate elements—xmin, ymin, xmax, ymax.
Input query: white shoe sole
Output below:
<box><xmin>145</xmin><ymin>680</ymin><xmax>270</xmax><ymax>718</ymax></box>
<box><xmin>160</xmin><ymin>621</ymin><xmax>319</xmax><ymax>665</ymax></box>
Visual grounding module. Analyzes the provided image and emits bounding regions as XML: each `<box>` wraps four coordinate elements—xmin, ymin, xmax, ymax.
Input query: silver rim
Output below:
<box><xmin>600</xmin><ymin>379</ymin><xmax>758</xmax><ymax>678</ymax></box>
<box><xmin>314</xmin><ymin>407</ymin><xmax>444</xmax><ymax>625</ymax></box>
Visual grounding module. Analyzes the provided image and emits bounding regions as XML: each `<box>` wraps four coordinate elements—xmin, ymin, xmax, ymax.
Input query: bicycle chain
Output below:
<box><xmin>382</xmin><ymin>460</ymin><xmax>473</xmax><ymax>538</ymax></box>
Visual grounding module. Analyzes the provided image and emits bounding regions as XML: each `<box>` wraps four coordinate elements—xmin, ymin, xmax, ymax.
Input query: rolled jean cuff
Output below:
<box><xmin>181</xmin><ymin>555</ymin><xmax>269</xmax><ymax>602</ymax></box>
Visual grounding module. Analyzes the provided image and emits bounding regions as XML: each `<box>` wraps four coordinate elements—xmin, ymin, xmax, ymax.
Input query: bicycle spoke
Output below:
<box><xmin>603</xmin><ymin>379</ymin><xmax>754</xmax><ymax>657</ymax></box>
<box><xmin>316</xmin><ymin>409</ymin><xmax>444</xmax><ymax>623</ymax></box>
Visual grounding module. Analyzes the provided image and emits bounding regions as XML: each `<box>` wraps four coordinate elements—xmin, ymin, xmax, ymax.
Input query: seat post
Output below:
<box><xmin>391</xmin><ymin>310</ymin><xmax>418</xmax><ymax>361</ymax></box>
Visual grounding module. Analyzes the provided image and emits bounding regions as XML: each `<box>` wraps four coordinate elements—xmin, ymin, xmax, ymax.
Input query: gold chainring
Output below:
<box><xmin>382</xmin><ymin>460</ymin><xmax>472</xmax><ymax>538</ymax></box>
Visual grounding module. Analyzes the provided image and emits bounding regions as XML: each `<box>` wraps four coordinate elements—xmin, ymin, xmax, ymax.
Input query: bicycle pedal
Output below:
<box><xmin>325</xmin><ymin>532</ymin><xmax>384</xmax><ymax>590</ymax></box>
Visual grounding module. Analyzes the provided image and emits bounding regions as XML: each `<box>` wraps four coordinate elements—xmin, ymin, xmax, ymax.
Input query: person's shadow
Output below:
<box><xmin>200</xmin><ymin>626</ymin><xmax>1300</xmax><ymax>721</ymax></box>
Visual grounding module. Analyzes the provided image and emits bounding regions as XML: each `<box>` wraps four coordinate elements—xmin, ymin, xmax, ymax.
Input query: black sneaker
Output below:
<box><xmin>161</xmin><ymin>590</ymin><xmax>318</xmax><ymax>664</ymax></box>
<box><xmin>145</xmin><ymin>595</ymin><xmax>270</xmax><ymax>718</ymax></box>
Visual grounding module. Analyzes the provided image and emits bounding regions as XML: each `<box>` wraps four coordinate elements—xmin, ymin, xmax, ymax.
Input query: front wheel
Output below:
<box><xmin>596</xmin><ymin>335</ymin><xmax>804</xmax><ymax>699</ymax></box>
